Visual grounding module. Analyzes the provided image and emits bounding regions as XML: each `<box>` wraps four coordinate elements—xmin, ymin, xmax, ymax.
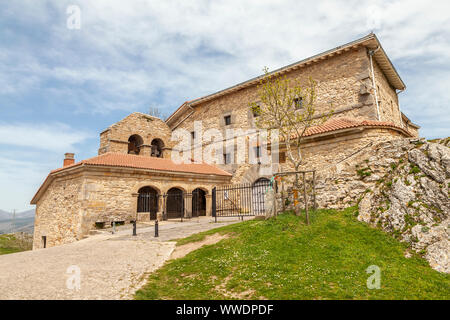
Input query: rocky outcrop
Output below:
<box><xmin>357</xmin><ymin>139</ymin><xmax>449</xmax><ymax>272</ymax></box>
<box><xmin>312</xmin><ymin>138</ymin><xmax>448</xmax><ymax>272</ymax></box>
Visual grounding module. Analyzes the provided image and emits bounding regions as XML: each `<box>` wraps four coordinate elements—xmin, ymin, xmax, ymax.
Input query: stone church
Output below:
<box><xmin>31</xmin><ymin>33</ymin><xmax>419</xmax><ymax>249</ymax></box>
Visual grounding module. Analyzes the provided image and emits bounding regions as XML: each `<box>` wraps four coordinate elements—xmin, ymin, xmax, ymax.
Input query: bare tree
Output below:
<box><xmin>148</xmin><ymin>107</ymin><xmax>168</xmax><ymax>120</ymax></box>
<box><xmin>249</xmin><ymin>68</ymin><xmax>333</xmax><ymax>221</ymax></box>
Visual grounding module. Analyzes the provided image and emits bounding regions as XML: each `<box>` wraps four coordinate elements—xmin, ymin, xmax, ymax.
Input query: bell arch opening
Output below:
<box><xmin>151</xmin><ymin>139</ymin><xmax>164</xmax><ymax>158</ymax></box>
<box><xmin>128</xmin><ymin>135</ymin><xmax>143</xmax><ymax>155</ymax></box>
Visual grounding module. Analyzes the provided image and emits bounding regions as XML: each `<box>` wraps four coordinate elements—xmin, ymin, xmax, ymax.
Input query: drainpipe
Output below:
<box><xmin>368</xmin><ymin>46</ymin><xmax>381</xmax><ymax>121</ymax></box>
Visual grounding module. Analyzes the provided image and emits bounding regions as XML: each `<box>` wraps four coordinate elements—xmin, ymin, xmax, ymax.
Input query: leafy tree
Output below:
<box><xmin>249</xmin><ymin>67</ymin><xmax>333</xmax><ymax>221</ymax></box>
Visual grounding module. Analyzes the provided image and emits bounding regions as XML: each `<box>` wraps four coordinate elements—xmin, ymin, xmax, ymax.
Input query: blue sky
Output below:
<box><xmin>0</xmin><ymin>0</ymin><xmax>449</xmax><ymax>212</ymax></box>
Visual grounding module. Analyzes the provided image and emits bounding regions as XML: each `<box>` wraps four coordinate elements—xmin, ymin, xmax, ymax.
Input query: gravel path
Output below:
<box><xmin>0</xmin><ymin>217</ymin><xmax>243</xmax><ymax>300</ymax></box>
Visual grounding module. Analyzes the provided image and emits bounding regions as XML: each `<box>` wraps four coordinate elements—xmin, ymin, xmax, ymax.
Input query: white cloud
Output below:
<box><xmin>0</xmin><ymin>122</ymin><xmax>93</xmax><ymax>152</ymax></box>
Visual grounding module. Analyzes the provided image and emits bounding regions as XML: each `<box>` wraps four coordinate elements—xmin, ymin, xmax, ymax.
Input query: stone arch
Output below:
<box><xmin>128</xmin><ymin>134</ymin><xmax>144</xmax><ymax>155</ymax></box>
<box><xmin>162</xmin><ymin>185</ymin><xmax>187</xmax><ymax>194</ymax></box>
<box><xmin>166</xmin><ymin>187</ymin><xmax>184</xmax><ymax>219</ymax></box>
<box><xmin>151</xmin><ymin>138</ymin><xmax>165</xmax><ymax>158</ymax></box>
<box><xmin>192</xmin><ymin>188</ymin><xmax>207</xmax><ymax>217</ymax></box>
<box><xmin>240</xmin><ymin>165</ymin><xmax>271</xmax><ymax>184</ymax></box>
<box><xmin>137</xmin><ymin>186</ymin><xmax>159</xmax><ymax>220</ymax></box>
<box><xmin>133</xmin><ymin>183</ymin><xmax>162</xmax><ymax>195</ymax></box>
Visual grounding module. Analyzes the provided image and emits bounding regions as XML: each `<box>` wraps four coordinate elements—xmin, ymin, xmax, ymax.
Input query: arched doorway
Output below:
<box><xmin>192</xmin><ymin>188</ymin><xmax>206</xmax><ymax>217</ymax></box>
<box><xmin>252</xmin><ymin>178</ymin><xmax>270</xmax><ymax>215</ymax></box>
<box><xmin>137</xmin><ymin>186</ymin><xmax>158</xmax><ymax>220</ymax></box>
<box><xmin>166</xmin><ymin>187</ymin><xmax>183</xmax><ymax>219</ymax></box>
<box><xmin>128</xmin><ymin>135</ymin><xmax>143</xmax><ymax>155</ymax></box>
<box><xmin>151</xmin><ymin>139</ymin><xmax>164</xmax><ymax>158</ymax></box>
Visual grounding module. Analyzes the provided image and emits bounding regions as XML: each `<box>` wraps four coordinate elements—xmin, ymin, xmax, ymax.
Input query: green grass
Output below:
<box><xmin>135</xmin><ymin>207</ymin><xmax>450</xmax><ymax>300</ymax></box>
<box><xmin>0</xmin><ymin>234</ymin><xmax>28</xmax><ymax>255</ymax></box>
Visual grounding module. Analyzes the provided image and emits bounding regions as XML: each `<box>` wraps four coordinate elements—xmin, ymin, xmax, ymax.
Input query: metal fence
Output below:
<box><xmin>212</xmin><ymin>179</ymin><xmax>274</xmax><ymax>219</ymax></box>
<box><xmin>137</xmin><ymin>193</ymin><xmax>158</xmax><ymax>220</ymax></box>
<box><xmin>138</xmin><ymin>189</ymin><xmax>207</xmax><ymax>222</ymax></box>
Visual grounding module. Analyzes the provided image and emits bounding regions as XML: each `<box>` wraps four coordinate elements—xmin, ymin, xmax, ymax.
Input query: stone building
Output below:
<box><xmin>31</xmin><ymin>33</ymin><xmax>419</xmax><ymax>249</ymax></box>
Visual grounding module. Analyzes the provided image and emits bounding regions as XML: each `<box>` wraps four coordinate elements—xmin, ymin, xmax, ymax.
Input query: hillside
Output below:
<box><xmin>135</xmin><ymin>207</ymin><xmax>449</xmax><ymax>300</ymax></box>
<box><xmin>0</xmin><ymin>233</ymin><xmax>33</xmax><ymax>255</ymax></box>
<box><xmin>0</xmin><ymin>209</ymin><xmax>35</xmax><ymax>234</ymax></box>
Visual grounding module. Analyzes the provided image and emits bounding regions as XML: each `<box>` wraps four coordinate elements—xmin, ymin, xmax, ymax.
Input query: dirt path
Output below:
<box><xmin>0</xmin><ymin>218</ymin><xmax>242</xmax><ymax>300</ymax></box>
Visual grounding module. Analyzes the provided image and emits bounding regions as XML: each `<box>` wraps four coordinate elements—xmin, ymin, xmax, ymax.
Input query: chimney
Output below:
<box><xmin>64</xmin><ymin>153</ymin><xmax>75</xmax><ymax>167</ymax></box>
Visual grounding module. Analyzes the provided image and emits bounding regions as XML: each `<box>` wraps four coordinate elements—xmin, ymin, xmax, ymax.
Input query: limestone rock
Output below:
<box><xmin>354</xmin><ymin>139</ymin><xmax>449</xmax><ymax>273</ymax></box>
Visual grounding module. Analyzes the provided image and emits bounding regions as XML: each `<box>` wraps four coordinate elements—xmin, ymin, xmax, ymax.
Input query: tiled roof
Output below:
<box><xmin>166</xmin><ymin>33</ymin><xmax>406</xmax><ymax>126</ymax></box>
<box><xmin>52</xmin><ymin>153</ymin><xmax>232</xmax><ymax>176</ymax></box>
<box><xmin>304</xmin><ymin>118</ymin><xmax>408</xmax><ymax>136</ymax></box>
<box><xmin>280</xmin><ymin>118</ymin><xmax>411</xmax><ymax>141</ymax></box>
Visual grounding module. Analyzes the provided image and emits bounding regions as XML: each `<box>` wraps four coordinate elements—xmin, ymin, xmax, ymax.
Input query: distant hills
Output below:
<box><xmin>0</xmin><ymin>209</ymin><xmax>35</xmax><ymax>234</ymax></box>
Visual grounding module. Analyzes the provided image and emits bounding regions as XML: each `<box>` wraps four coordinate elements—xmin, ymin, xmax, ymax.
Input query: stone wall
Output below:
<box><xmin>33</xmin><ymin>167</ymin><xmax>230</xmax><ymax>249</ymax></box>
<box><xmin>98</xmin><ymin>113</ymin><xmax>174</xmax><ymax>157</ymax></box>
<box><xmin>169</xmin><ymin>47</ymin><xmax>416</xmax><ymax>186</ymax></box>
<box><xmin>372</xmin><ymin>59</ymin><xmax>403</xmax><ymax>126</ymax></box>
<box><xmin>33</xmin><ymin>174</ymin><xmax>84</xmax><ymax>249</ymax></box>
<box><xmin>175</xmin><ymin>48</ymin><xmax>378</xmax><ymax>137</ymax></box>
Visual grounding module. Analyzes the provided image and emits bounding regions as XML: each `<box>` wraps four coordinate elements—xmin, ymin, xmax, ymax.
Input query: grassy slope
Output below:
<box><xmin>0</xmin><ymin>234</ymin><xmax>27</xmax><ymax>255</ymax></box>
<box><xmin>135</xmin><ymin>207</ymin><xmax>449</xmax><ymax>300</ymax></box>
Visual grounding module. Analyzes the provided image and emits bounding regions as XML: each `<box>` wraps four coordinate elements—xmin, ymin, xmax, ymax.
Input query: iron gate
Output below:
<box><xmin>212</xmin><ymin>179</ymin><xmax>274</xmax><ymax>218</ymax></box>
<box><xmin>162</xmin><ymin>189</ymin><xmax>207</xmax><ymax>221</ymax></box>
<box><xmin>137</xmin><ymin>191</ymin><xmax>158</xmax><ymax>220</ymax></box>
<box><xmin>166</xmin><ymin>189</ymin><xmax>184</xmax><ymax>219</ymax></box>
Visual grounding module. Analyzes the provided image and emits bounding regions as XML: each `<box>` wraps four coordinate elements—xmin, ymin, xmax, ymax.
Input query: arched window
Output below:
<box><xmin>128</xmin><ymin>135</ymin><xmax>143</xmax><ymax>155</ymax></box>
<box><xmin>151</xmin><ymin>139</ymin><xmax>164</xmax><ymax>158</ymax></box>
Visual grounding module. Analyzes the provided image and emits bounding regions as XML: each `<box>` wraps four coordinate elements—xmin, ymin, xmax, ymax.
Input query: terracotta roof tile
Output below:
<box><xmin>282</xmin><ymin>118</ymin><xmax>410</xmax><ymax>140</ymax></box>
<box><xmin>52</xmin><ymin>153</ymin><xmax>232</xmax><ymax>176</ymax></box>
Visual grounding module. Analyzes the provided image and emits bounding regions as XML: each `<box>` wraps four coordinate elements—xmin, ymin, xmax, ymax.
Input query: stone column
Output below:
<box><xmin>131</xmin><ymin>193</ymin><xmax>139</xmax><ymax>221</ymax></box>
<box><xmin>140</xmin><ymin>145</ymin><xmax>152</xmax><ymax>157</ymax></box>
<box><xmin>185</xmin><ymin>193</ymin><xmax>193</xmax><ymax>218</ymax></box>
<box><xmin>157</xmin><ymin>194</ymin><xmax>164</xmax><ymax>221</ymax></box>
<box><xmin>162</xmin><ymin>147</ymin><xmax>172</xmax><ymax>159</ymax></box>
<box><xmin>206</xmin><ymin>194</ymin><xmax>212</xmax><ymax>216</ymax></box>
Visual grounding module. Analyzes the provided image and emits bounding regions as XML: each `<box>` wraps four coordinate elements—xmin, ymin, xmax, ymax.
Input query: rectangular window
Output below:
<box><xmin>42</xmin><ymin>236</ymin><xmax>47</xmax><ymax>248</ymax></box>
<box><xmin>191</xmin><ymin>131</ymin><xmax>195</xmax><ymax>140</ymax></box>
<box><xmin>294</xmin><ymin>97</ymin><xmax>303</xmax><ymax>109</ymax></box>
<box><xmin>279</xmin><ymin>152</ymin><xmax>286</xmax><ymax>163</ymax></box>
<box><xmin>223</xmin><ymin>153</ymin><xmax>231</xmax><ymax>164</ymax></box>
<box><xmin>224</xmin><ymin>115</ymin><xmax>231</xmax><ymax>126</ymax></box>
<box><xmin>254</xmin><ymin>146</ymin><xmax>261</xmax><ymax>158</ymax></box>
<box><xmin>252</xmin><ymin>105</ymin><xmax>261</xmax><ymax>117</ymax></box>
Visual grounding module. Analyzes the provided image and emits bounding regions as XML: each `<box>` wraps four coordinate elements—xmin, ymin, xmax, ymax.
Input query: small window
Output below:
<box><xmin>224</xmin><ymin>115</ymin><xmax>231</xmax><ymax>126</ymax></box>
<box><xmin>251</xmin><ymin>105</ymin><xmax>261</xmax><ymax>117</ymax></box>
<box><xmin>279</xmin><ymin>152</ymin><xmax>286</xmax><ymax>163</ymax></box>
<box><xmin>191</xmin><ymin>131</ymin><xmax>195</xmax><ymax>140</ymax></box>
<box><xmin>223</xmin><ymin>153</ymin><xmax>231</xmax><ymax>164</ymax></box>
<box><xmin>293</xmin><ymin>97</ymin><xmax>303</xmax><ymax>109</ymax></box>
<box><xmin>42</xmin><ymin>236</ymin><xmax>47</xmax><ymax>248</ymax></box>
